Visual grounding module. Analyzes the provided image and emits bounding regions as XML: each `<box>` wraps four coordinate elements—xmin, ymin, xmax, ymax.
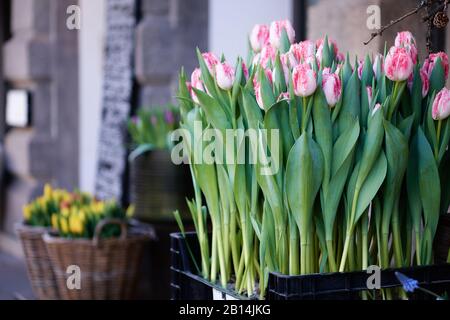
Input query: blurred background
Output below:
<box><xmin>0</xmin><ymin>0</ymin><xmax>448</xmax><ymax>299</ymax></box>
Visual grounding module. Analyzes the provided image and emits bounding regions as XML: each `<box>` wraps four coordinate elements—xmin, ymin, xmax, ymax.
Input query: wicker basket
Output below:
<box><xmin>16</xmin><ymin>223</ymin><xmax>60</xmax><ymax>300</ymax></box>
<box><xmin>43</xmin><ymin>219</ymin><xmax>149</xmax><ymax>300</ymax></box>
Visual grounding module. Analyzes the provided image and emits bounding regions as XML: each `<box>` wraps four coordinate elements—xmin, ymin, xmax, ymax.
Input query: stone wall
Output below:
<box><xmin>135</xmin><ymin>0</ymin><xmax>208</xmax><ymax>108</ymax></box>
<box><xmin>2</xmin><ymin>0</ymin><xmax>79</xmax><ymax>236</ymax></box>
<box><xmin>307</xmin><ymin>0</ymin><xmax>436</xmax><ymax>61</ymax></box>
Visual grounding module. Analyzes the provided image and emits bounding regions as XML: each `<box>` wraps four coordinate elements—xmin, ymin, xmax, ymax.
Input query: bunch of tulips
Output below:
<box><xmin>176</xmin><ymin>19</ymin><xmax>450</xmax><ymax>299</ymax></box>
<box><xmin>24</xmin><ymin>184</ymin><xmax>134</xmax><ymax>238</ymax></box>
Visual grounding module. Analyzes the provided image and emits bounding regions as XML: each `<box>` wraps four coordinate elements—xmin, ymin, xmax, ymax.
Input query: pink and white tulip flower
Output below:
<box><xmin>394</xmin><ymin>31</ymin><xmax>418</xmax><ymax>64</ymax></box>
<box><xmin>202</xmin><ymin>52</ymin><xmax>220</xmax><ymax>74</ymax></box>
<box><xmin>432</xmin><ymin>87</ymin><xmax>450</xmax><ymax>120</ymax></box>
<box><xmin>260</xmin><ymin>45</ymin><xmax>276</xmax><ymax>68</ymax></box>
<box><xmin>292</xmin><ymin>63</ymin><xmax>317</xmax><ymax>97</ymax></box>
<box><xmin>384</xmin><ymin>46</ymin><xmax>414</xmax><ymax>82</ymax></box>
<box><xmin>253</xmin><ymin>68</ymin><xmax>273</xmax><ymax>109</ymax></box>
<box><xmin>367</xmin><ymin>86</ymin><xmax>373</xmax><ymax>106</ymax></box>
<box><xmin>288</xmin><ymin>40</ymin><xmax>315</xmax><ymax>65</ymax></box>
<box><xmin>250</xmin><ymin>24</ymin><xmax>270</xmax><ymax>53</ymax></box>
<box><xmin>215</xmin><ymin>62</ymin><xmax>235</xmax><ymax>90</ymax></box>
<box><xmin>422</xmin><ymin>52</ymin><xmax>449</xmax><ymax>79</ymax></box>
<box><xmin>407</xmin><ymin>69</ymin><xmax>430</xmax><ymax>98</ymax></box>
<box><xmin>269</xmin><ymin>20</ymin><xmax>295</xmax><ymax>49</ymax></box>
<box><xmin>372</xmin><ymin>53</ymin><xmax>384</xmax><ymax>78</ymax></box>
<box><xmin>190</xmin><ymin>68</ymin><xmax>203</xmax><ymax>103</ymax></box>
<box><xmin>322</xmin><ymin>68</ymin><xmax>341</xmax><ymax>107</ymax></box>
<box><xmin>372</xmin><ymin>103</ymin><xmax>382</xmax><ymax>116</ymax></box>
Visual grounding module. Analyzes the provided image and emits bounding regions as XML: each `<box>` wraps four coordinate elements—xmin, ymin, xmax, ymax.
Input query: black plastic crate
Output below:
<box><xmin>171</xmin><ymin>232</ymin><xmax>450</xmax><ymax>300</ymax></box>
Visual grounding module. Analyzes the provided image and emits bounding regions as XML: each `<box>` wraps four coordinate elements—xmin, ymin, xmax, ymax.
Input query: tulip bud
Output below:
<box><xmin>277</xmin><ymin>92</ymin><xmax>290</xmax><ymax>101</ymax></box>
<box><xmin>322</xmin><ymin>68</ymin><xmax>341</xmax><ymax>107</ymax></box>
<box><xmin>269</xmin><ymin>20</ymin><xmax>295</xmax><ymax>49</ymax></box>
<box><xmin>357</xmin><ymin>59</ymin><xmax>364</xmax><ymax>80</ymax></box>
<box><xmin>372</xmin><ymin>103</ymin><xmax>382</xmax><ymax>116</ymax></box>
<box><xmin>250</xmin><ymin>24</ymin><xmax>270</xmax><ymax>53</ymax></box>
<box><xmin>292</xmin><ymin>63</ymin><xmax>317</xmax><ymax>97</ymax></box>
<box><xmin>384</xmin><ymin>46</ymin><xmax>414</xmax><ymax>81</ymax></box>
<box><xmin>288</xmin><ymin>40</ymin><xmax>315</xmax><ymax>65</ymax></box>
<box><xmin>408</xmin><ymin>69</ymin><xmax>429</xmax><ymax>98</ymax></box>
<box><xmin>432</xmin><ymin>87</ymin><xmax>450</xmax><ymax>120</ymax></box>
<box><xmin>242</xmin><ymin>61</ymin><xmax>249</xmax><ymax>80</ymax></box>
<box><xmin>394</xmin><ymin>31</ymin><xmax>418</xmax><ymax>64</ymax></box>
<box><xmin>253</xmin><ymin>68</ymin><xmax>273</xmax><ymax>110</ymax></box>
<box><xmin>202</xmin><ymin>52</ymin><xmax>220</xmax><ymax>74</ymax></box>
<box><xmin>260</xmin><ymin>45</ymin><xmax>276</xmax><ymax>68</ymax></box>
<box><xmin>422</xmin><ymin>52</ymin><xmax>449</xmax><ymax>79</ymax></box>
<box><xmin>372</xmin><ymin>53</ymin><xmax>384</xmax><ymax>78</ymax></box>
<box><xmin>367</xmin><ymin>86</ymin><xmax>373</xmax><ymax>106</ymax></box>
<box><xmin>215</xmin><ymin>62</ymin><xmax>235</xmax><ymax>90</ymax></box>
<box><xmin>191</xmin><ymin>68</ymin><xmax>203</xmax><ymax>103</ymax></box>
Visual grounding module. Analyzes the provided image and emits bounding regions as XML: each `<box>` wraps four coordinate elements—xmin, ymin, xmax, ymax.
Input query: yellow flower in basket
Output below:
<box><xmin>69</xmin><ymin>214</ymin><xmax>83</xmax><ymax>235</ymax></box>
<box><xmin>23</xmin><ymin>205</ymin><xmax>31</xmax><ymax>221</ymax></box>
<box><xmin>44</xmin><ymin>184</ymin><xmax>53</xmax><ymax>200</ymax></box>
<box><xmin>51</xmin><ymin>214</ymin><xmax>59</xmax><ymax>229</ymax></box>
<box><xmin>59</xmin><ymin>217</ymin><xmax>68</xmax><ymax>234</ymax></box>
<box><xmin>61</xmin><ymin>207</ymin><xmax>70</xmax><ymax>217</ymax></box>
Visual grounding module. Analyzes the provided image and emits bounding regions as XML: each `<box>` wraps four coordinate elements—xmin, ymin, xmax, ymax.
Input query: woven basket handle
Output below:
<box><xmin>93</xmin><ymin>218</ymin><xmax>127</xmax><ymax>245</ymax></box>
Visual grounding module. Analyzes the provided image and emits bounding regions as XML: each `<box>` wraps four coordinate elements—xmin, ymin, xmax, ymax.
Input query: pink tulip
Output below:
<box><xmin>367</xmin><ymin>86</ymin><xmax>373</xmax><ymax>106</ymax></box>
<box><xmin>202</xmin><ymin>52</ymin><xmax>220</xmax><ymax>74</ymax></box>
<box><xmin>191</xmin><ymin>68</ymin><xmax>203</xmax><ymax>103</ymax></box>
<box><xmin>372</xmin><ymin>103</ymin><xmax>382</xmax><ymax>116</ymax></box>
<box><xmin>260</xmin><ymin>45</ymin><xmax>276</xmax><ymax>68</ymax></box>
<box><xmin>277</xmin><ymin>92</ymin><xmax>290</xmax><ymax>101</ymax></box>
<box><xmin>269</xmin><ymin>20</ymin><xmax>295</xmax><ymax>49</ymax></box>
<box><xmin>407</xmin><ymin>69</ymin><xmax>429</xmax><ymax>98</ymax></box>
<box><xmin>394</xmin><ymin>31</ymin><xmax>418</xmax><ymax>64</ymax></box>
<box><xmin>422</xmin><ymin>52</ymin><xmax>449</xmax><ymax>79</ymax></box>
<box><xmin>432</xmin><ymin>87</ymin><xmax>450</xmax><ymax>120</ymax></box>
<box><xmin>315</xmin><ymin>37</ymin><xmax>339</xmax><ymax>64</ymax></box>
<box><xmin>336</xmin><ymin>52</ymin><xmax>345</xmax><ymax>63</ymax></box>
<box><xmin>254</xmin><ymin>82</ymin><xmax>264</xmax><ymax>109</ymax></box>
<box><xmin>292</xmin><ymin>63</ymin><xmax>317</xmax><ymax>97</ymax></box>
<box><xmin>215</xmin><ymin>62</ymin><xmax>235</xmax><ymax>90</ymax></box>
<box><xmin>288</xmin><ymin>40</ymin><xmax>315</xmax><ymax>65</ymax></box>
<box><xmin>250</xmin><ymin>24</ymin><xmax>270</xmax><ymax>53</ymax></box>
<box><xmin>372</xmin><ymin>53</ymin><xmax>384</xmax><ymax>78</ymax></box>
<box><xmin>357</xmin><ymin>60</ymin><xmax>364</xmax><ymax>80</ymax></box>
<box><xmin>322</xmin><ymin>68</ymin><xmax>341</xmax><ymax>107</ymax></box>
<box><xmin>242</xmin><ymin>61</ymin><xmax>249</xmax><ymax>80</ymax></box>
<box><xmin>316</xmin><ymin>38</ymin><xmax>339</xmax><ymax>55</ymax></box>
<box><xmin>384</xmin><ymin>46</ymin><xmax>414</xmax><ymax>81</ymax></box>
<box><xmin>253</xmin><ymin>68</ymin><xmax>273</xmax><ymax>109</ymax></box>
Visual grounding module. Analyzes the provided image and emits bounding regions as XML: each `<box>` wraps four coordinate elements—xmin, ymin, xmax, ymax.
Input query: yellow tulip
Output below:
<box><xmin>44</xmin><ymin>184</ymin><xmax>52</xmax><ymax>200</ymax></box>
<box><xmin>23</xmin><ymin>205</ymin><xmax>31</xmax><ymax>221</ymax></box>
<box><xmin>69</xmin><ymin>215</ymin><xmax>83</xmax><ymax>235</ymax></box>
<box><xmin>61</xmin><ymin>207</ymin><xmax>70</xmax><ymax>217</ymax></box>
<box><xmin>60</xmin><ymin>217</ymin><xmax>68</xmax><ymax>234</ymax></box>
<box><xmin>126</xmin><ymin>205</ymin><xmax>135</xmax><ymax>218</ymax></box>
<box><xmin>51</xmin><ymin>214</ymin><xmax>58</xmax><ymax>229</ymax></box>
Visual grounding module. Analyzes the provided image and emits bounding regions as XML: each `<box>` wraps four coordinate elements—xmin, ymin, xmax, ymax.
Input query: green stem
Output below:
<box><xmin>415</xmin><ymin>228</ymin><xmax>422</xmax><ymax>266</ymax></box>
<box><xmin>211</xmin><ymin>230</ymin><xmax>217</xmax><ymax>282</ymax></box>
<box><xmin>435</xmin><ymin>119</ymin><xmax>442</xmax><ymax>159</ymax></box>
<box><xmin>302</xmin><ymin>97</ymin><xmax>308</xmax><ymax>132</ymax></box>
<box><xmin>388</xmin><ymin>81</ymin><xmax>399</xmax><ymax>121</ymax></box>
<box><xmin>392</xmin><ymin>220</ymin><xmax>404</xmax><ymax>267</ymax></box>
<box><xmin>381</xmin><ymin>233</ymin><xmax>390</xmax><ymax>268</ymax></box>
<box><xmin>339</xmin><ymin>234</ymin><xmax>351</xmax><ymax>272</ymax></box>
<box><xmin>326</xmin><ymin>240</ymin><xmax>337</xmax><ymax>272</ymax></box>
<box><xmin>289</xmin><ymin>223</ymin><xmax>300</xmax><ymax>275</ymax></box>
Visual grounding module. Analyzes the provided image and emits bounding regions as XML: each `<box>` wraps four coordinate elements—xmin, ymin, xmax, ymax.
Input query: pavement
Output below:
<box><xmin>0</xmin><ymin>251</ymin><xmax>34</xmax><ymax>300</ymax></box>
